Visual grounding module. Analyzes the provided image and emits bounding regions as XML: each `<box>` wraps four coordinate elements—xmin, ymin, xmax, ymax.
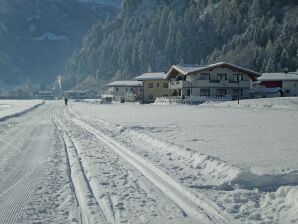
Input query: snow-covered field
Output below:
<box><xmin>0</xmin><ymin>100</ymin><xmax>43</xmax><ymax>120</ymax></box>
<box><xmin>0</xmin><ymin>98</ymin><xmax>297</xmax><ymax>223</ymax></box>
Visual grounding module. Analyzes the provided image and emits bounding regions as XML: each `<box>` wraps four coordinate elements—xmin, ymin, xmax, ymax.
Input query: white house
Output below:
<box><xmin>165</xmin><ymin>62</ymin><xmax>261</xmax><ymax>99</ymax></box>
<box><xmin>258</xmin><ymin>72</ymin><xmax>298</xmax><ymax>97</ymax></box>
<box><xmin>134</xmin><ymin>72</ymin><xmax>169</xmax><ymax>103</ymax></box>
<box><xmin>105</xmin><ymin>80</ymin><xmax>143</xmax><ymax>101</ymax></box>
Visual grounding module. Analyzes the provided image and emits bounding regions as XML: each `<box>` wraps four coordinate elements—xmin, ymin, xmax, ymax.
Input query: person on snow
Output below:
<box><xmin>64</xmin><ymin>97</ymin><xmax>68</xmax><ymax>105</ymax></box>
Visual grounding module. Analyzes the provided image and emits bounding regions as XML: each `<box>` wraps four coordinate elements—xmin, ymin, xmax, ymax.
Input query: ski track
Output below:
<box><xmin>62</xmin><ymin>109</ymin><xmax>232</xmax><ymax>224</ymax></box>
<box><xmin>0</xmin><ymin>104</ymin><xmax>54</xmax><ymax>224</ymax></box>
<box><xmin>54</xmin><ymin>117</ymin><xmax>111</xmax><ymax>224</ymax></box>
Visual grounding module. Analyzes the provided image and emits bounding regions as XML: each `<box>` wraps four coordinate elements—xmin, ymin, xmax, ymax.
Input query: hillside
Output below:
<box><xmin>65</xmin><ymin>0</ymin><xmax>298</xmax><ymax>89</ymax></box>
<box><xmin>0</xmin><ymin>0</ymin><xmax>118</xmax><ymax>89</ymax></box>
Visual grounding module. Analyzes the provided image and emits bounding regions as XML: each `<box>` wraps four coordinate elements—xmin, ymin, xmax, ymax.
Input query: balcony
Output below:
<box><xmin>192</xmin><ymin>80</ymin><xmax>250</xmax><ymax>88</ymax></box>
<box><xmin>170</xmin><ymin>80</ymin><xmax>191</xmax><ymax>90</ymax></box>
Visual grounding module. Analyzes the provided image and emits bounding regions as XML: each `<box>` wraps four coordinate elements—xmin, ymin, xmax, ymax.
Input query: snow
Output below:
<box><xmin>0</xmin><ymin>98</ymin><xmax>297</xmax><ymax>223</ymax></box>
<box><xmin>0</xmin><ymin>100</ymin><xmax>43</xmax><ymax>121</ymax></box>
<box><xmin>68</xmin><ymin>97</ymin><xmax>298</xmax><ymax>223</ymax></box>
<box><xmin>31</xmin><ymin>32</ymin><xmax>69</xmax><ymax>42</ymax></box>
<box><xmin>105</xmin><ymin>80</ymin><xmax>143</xmax><ymax>87</ymax></box>
<box><xmin>134</xmin><ymin>72</ymin><xmax>166</xmax><ymax>80</ymax></box>
<box><xmin>259</xmin><ymin>72</ymin><xmax>298</xmax><ymax>81</ymax></box>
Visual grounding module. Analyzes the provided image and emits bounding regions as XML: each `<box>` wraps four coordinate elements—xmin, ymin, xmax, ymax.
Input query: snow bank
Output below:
<box><xmin>260</xmin><ymin>186</ymin><xmax>298</xmax><ymax>223</ymax></box>
<box><xmin>0</xmin><ymin>100</ymin><xmax>44</xmax><ymax>121</ymax></box>
<box><xmin>201</xmin><ymin>97</ymin><xmax>298</xmax><ymax>110</ymax></box>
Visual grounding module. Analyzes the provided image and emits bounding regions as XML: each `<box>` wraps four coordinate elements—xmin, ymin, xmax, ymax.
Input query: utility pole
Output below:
<box><xmin>237</xmin><ymin>75</ymin><xmax>240</xmax><ymax>104</ymax></box>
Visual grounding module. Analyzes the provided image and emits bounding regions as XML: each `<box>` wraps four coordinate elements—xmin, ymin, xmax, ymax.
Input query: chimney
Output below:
<box><xmin>284</xmin><ymin>68</ymin><xmax>289</xmax><ymax>74</ymax></box>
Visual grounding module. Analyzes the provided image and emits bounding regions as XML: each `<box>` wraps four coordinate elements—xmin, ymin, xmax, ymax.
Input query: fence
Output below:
<box><xmin>154</xmin><ymin>95</ymin><xmax>232</xmax><ymax>105</ymax></box>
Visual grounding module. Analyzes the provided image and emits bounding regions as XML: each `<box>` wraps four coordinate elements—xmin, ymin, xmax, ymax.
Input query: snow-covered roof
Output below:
<box><xmin>134</xmin><ymin>72</ymin><xmax>166</xmax><ymax>81</ymax></box>
<box><xmin>173</xmin><ymin>64</ymin><xmax>207</xmax><ymax>74</ymax></box>
<box><xmin>105</xmin><ymin>81</ymin><xmax>143</xmax><ymax>87</ymax></box>
<box><xmin>166</xmin><ymin>62</ymin><xmax>261</xmax><ymax>81</ymax></box>
<box><xmin>258</xmin><ymin>72</ymin><xmax>298</xmax><ymax>81</ymax></box>
<box><xmin>249</xmin><ymin>87</ymin><xmax>282</xmax><ymax>94</ymax></box>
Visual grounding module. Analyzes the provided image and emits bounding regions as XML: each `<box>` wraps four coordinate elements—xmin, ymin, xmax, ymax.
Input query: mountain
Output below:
<box><xmin>0</xmin><ymin>0</ymin><xmax>119</xmax><ymax>89</ymax></box>
<box><xmin>76</xmin><ymin>0</ymin><xmax>122</xmax><ymax>8</ymax></box>
<box><xmin>65</xmin><ymin>0</ymin><xmax>298</xmax><ymax>89</ymax></box>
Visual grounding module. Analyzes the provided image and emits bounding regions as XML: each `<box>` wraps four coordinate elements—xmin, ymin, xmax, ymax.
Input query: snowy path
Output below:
<box><xmin>60</xmin><ymin>110</ymin><xmax>231</xmax><ymax>223</ymax></box>
<box><xmin>0</xmin><ymin>103</ymin><xmax>55</xmax><ymax>223</ymax></box>
<box><xmin>0</xmin><ymin>100</ymin><xmax>296</xmax><ymax>223</ymax></box>
<box><xmin>54</xmin><ymin>107</ymin><xmax>209</xmax><ymax>224</ymax></box>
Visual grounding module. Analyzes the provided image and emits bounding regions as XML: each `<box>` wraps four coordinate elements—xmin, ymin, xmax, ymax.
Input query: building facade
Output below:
<box><xmin>258</xmin><ymin>72</ymin><xmax>298</xmax><ymax>97</ymax></box>
<box><xmin>105</xmin><ymin>81</ymin><xmax>143</xmax><ymax>101</ymax></box>
<box><xmin>134</xmin><ymin>72</ymin><xmax>169</xmax><ymax>103</ymax></box>
<box><xmin>165</xmin><ymin>62</ymin><xmax>260</xmax><ymax>99</ymax></box>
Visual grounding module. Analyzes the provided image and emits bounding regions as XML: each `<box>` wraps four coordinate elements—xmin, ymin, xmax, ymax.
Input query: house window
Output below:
<box><xmin>216</xmin><ymin>89</ymin><xmax>227</xmax><ymax>96</ymax></box>
<box><xmin>233</xmin><ymin>74</ymin><xmax>243</xmax><ymax>81</ymax></box>
<box><xmin>130</xmin><ymin>88</ymin><xmax>134</xmax><ymax>91</ymax></box>
<box><xmin>200</xmin><ymin>89</ymin><xmax>210</xmax><ymax>96</ymax></box>
<box><xmin>163</xmin><ymin>83</ymin><xmax>169</xmax><ymax>88</ymax></box>
<box><xmin>233</xmin><ymin>89</ymin><xmax>243</xmax><ymax>97</ymax></box>
<box><xmin>147</xmin><ymin>83</ymin><xmax>153</xmax><ymax>88</ymax></box>
<box><xmin>116</xmin><ymin>88</ymin><xmax>119</xmax><ymax>91</ymax></box>
<box><xmin>148</xmin><ymin>95</ymin><xmax>154</xmax><ymax>100</ymax></box>
<box><xmin>200</xmin><ymin>73</ymin><xmax>210</xmax><ymax>80</ymax></box>
<box><xmin>217</xmin><ymin>73</ymin><xmax>227</xmax><ymax>80</ymax></box>
<box><xmin>156</xmin><ymin>83</ymin><xmax>160</xmax><ymax>88</ymax></box>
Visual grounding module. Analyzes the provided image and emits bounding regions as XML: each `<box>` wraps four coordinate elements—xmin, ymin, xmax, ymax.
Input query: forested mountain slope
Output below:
<box><xmin>65</xmin><ymin>0</ymin><xmax>298</xmax><ymax>89</ymax></box>
<box><xmin>0</xmin><ymin>0</ymin><xmax>118</xmax><ymax>88</ymax></box>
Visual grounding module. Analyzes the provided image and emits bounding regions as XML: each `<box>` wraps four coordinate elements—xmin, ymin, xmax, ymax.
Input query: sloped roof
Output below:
<box><xmin>166</xmin><ymin>62</ymin><xmax>261</xmax><ymax>81</ymax></box>
<box><xmin>258</xmin><ymin>72</ymin><xmax>298</xmax><ymax>81</ymax></box>
<box><xmin>134</xmin><ymin>72</ymin><xmax>166</xmax><ymax>81</ymax></box>
<box><xmin>105</xmin><ymin>81</ymin><xmax>143</xmax><ymax>87</ymax></box>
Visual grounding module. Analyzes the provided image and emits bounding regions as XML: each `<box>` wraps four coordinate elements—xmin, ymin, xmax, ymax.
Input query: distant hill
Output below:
<box><xmin>0</xmin><ymin>0</ymin><xmax>118</xmax><ymax>88</ymax></box>
<box><xmin>65</xmin><ymin>0</ymin><xmax>298</xmax><ymax>89</ymax></box>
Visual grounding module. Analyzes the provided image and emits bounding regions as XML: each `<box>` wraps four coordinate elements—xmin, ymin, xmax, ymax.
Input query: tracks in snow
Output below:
<box><xmin>61</xmin><ymin>111</ymin><xmax>231</xmax><ymax>224</ymax></box>
<box><xmin>54</xmin><ymin>118</ymin><xmax>116</xmax><ymax>224</ymax></box>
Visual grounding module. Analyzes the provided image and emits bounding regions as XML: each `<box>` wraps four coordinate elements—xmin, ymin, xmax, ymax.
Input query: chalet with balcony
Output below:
<box><xmin>165</xmin><ymin>62</ymin><xmax>261</xmax><ymax>99</ymax></box>
<box><xmin>134</xmin><ymin>72</ymin><xmax>169</xmax><ymax>103</ymax></box>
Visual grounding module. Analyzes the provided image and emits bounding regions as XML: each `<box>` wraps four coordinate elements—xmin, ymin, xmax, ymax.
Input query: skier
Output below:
<box><xmin>64</xmin><ymin>97</ymin><xmax>68</xmax><ymax>106</ymax></box>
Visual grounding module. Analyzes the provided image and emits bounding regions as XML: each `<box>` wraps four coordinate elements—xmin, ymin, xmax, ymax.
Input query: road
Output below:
<box><xmin>0</xmin><ymin>102</ymin><xmax>231</xmax><ymax>224</ymax></box>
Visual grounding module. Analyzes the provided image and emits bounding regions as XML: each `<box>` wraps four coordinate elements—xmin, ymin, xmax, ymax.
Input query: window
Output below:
<box><xmin>200</xmin><ymin>89</ymin><xmax>210</xmax><ymax>96</ymax></box>
<box><xmin>200</xmin><ymin>73</ymin><xmax>210</xmax><ymax>80</ymax></box>
<box><xmin>233</xmin><ymin>74</ymin><xmax>243</xmax><ymax>81</ymax></box>
<box><xmin>233</xmin><ymin>89</ymin><xmax>243</xmax><ymax>97</ymax></box>
<box><xmin>147</xmin><ymin>83</ymin><xmax>153</xmax><ymax>88</ymax></box>
<box><xmin>156</xmin><ymin>83</ymin><xmax>160</xmax><ymax>88</ymax></box>
<box><xmin>148</xmin><ymin>95</ymin><xmax>154</xmax><ymax>100</ymax></box>
<box><xmin>216</xmin><ymin>89</ymin><xmax>227</xmax><ymax>96</ymax></box>
<box><xmin>163</xmin><ymin>83</ymin><xmax>169</xmax><ymax>88</ymax></box>
<box><xmin>217</xmin><ymin>73</ymin><xmax>227</xmax><ymax>80</ymax></box>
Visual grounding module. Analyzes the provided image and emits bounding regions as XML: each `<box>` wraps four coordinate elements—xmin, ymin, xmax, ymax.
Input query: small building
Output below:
<box><xmin>134</xmin><ymin>72</ymin><xmax>169</xmax><ymax>103</ymax></box>
<box><xmin>258</xmin><ymin>72</ymin><xmax>298</xmax><ymax>97</ymax></box>
<box><xmin>105</xmin><ymin>81</ymin><xmax>143</xmax><ymax>102</ymax></box>
<box><xmin>165</xmin><ymin>62</ymin><xmax>260</xmax><ymax>99</ymax></box>
<box><xmin>65</xmin><ymin>90</ymin><xmax>99</xmax><ymax>99</ymax></box>
<box><xmin>35</xmin><ymin>91</ymin><xmax>55</xmax><ymax>100</ymax></box>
